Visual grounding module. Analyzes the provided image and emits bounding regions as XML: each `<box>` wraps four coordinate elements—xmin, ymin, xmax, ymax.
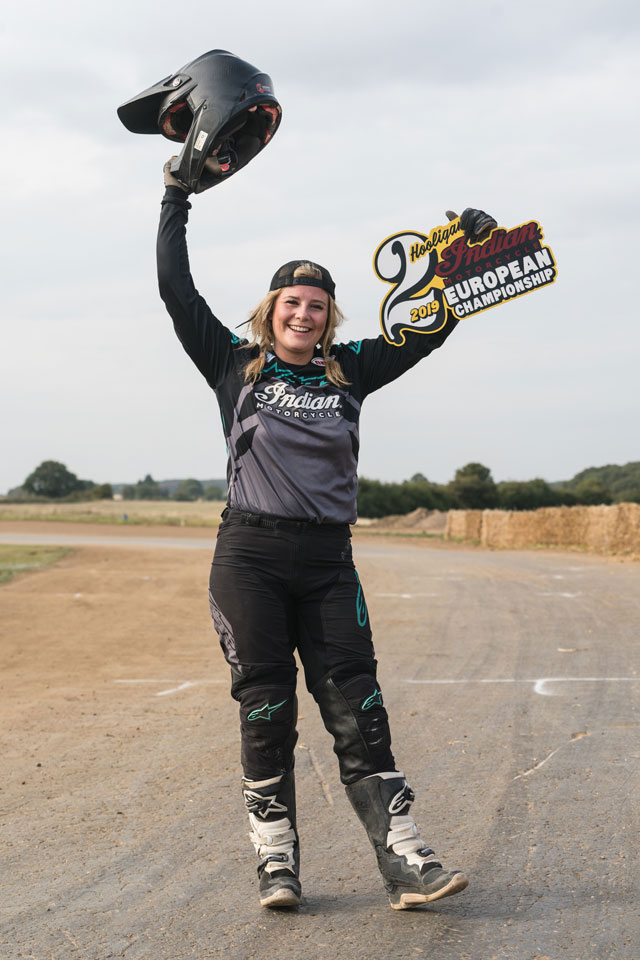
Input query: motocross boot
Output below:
<box><xmin>346</xmin><ymin>772</ymin><xmax>468</xmax><ymax>909</ymax></box>
<box><xmin>242</xmin><ymin>769</ymin><xmax>300</xmax><ymax>908</ymax></box>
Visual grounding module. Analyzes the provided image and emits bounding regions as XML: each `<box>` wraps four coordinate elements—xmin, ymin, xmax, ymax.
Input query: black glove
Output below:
<box><xmin>446</xmin><ymin>208</ymin><xmax>497</xmax><ymax>242</ymax></box>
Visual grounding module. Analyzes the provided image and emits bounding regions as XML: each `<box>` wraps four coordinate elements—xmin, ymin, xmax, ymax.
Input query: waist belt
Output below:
<box><xmin>223</xmin><ymin>507</ymin><xmax>348</xmax><ymax>534</ymax></box>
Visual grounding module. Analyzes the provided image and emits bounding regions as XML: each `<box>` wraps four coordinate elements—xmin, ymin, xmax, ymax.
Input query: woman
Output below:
<box><xmin>157</xmin><ymin>160</ymin><xmax>492</xmax><ymax>910</ymax></box>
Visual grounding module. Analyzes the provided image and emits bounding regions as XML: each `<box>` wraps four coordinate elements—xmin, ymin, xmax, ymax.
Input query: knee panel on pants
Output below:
<box><xmin>237</xmin><ymin>684</ymin><xmax>298</xmax><ymax>780</ymax></box>
<box><xmin>312</xmin><ymin>664</ymin><xmax>395</xmax><ymax>784</ymax></box>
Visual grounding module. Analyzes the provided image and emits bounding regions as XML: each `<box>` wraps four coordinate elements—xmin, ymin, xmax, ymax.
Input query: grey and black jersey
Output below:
<box><xmin>157</xmin><ymin>187</ymin><xmax>460</xmax><ymax>524</ymax></box>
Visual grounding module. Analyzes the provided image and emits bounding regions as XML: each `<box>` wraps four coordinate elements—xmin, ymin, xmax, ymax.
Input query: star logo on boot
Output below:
<box><xmin>243</xmin><ymin>791</ymin><xmax>288</xmax><ymax>819</ymax></box>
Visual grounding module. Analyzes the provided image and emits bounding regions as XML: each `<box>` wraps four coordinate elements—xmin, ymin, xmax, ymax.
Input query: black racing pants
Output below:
<box><xmin>209</xmin><ymin>509</ymin><xmax>396</xmax><ymax>784</ymax></box>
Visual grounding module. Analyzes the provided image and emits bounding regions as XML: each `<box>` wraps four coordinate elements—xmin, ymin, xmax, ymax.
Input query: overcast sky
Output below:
<box><xmin>1</xmin><ymin>0</ymin><xmax>638</xmax><ymax>493</ymax></box>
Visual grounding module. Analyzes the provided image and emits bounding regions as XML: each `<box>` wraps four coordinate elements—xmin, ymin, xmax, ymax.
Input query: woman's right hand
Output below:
<box><xmin>164</xmin><ymin>156</ymin><xmax>229</xmax><ymax>194</ymax></box>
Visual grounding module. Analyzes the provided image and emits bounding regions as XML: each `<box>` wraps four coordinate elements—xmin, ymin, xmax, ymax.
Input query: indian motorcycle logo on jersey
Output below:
<box><xmin>373</xmin><ymin>216</ymin><xmax>558</xmax><ymax>346</ymax></box>
<box><xmin>254</xmin><ymin>381</ymin><xmax>344</xmax><ymax>419</ymax></box>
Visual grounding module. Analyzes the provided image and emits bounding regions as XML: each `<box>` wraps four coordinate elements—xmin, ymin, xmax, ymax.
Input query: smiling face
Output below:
<box><xmin>270</xmin><ymin>285</ymin><xmax>329</xmax><ymax>365</ymax></box>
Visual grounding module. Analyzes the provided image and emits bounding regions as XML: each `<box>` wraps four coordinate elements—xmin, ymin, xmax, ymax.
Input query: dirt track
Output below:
<box><xmin>1</xmin><ymin>525</ymin><xmax>639</xmax><ymax>959</ymax></box>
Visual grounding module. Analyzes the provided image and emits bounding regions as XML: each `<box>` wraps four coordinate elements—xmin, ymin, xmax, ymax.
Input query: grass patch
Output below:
<box><xmin>0</xmin><ymin>545</ymin><xmax>70</xmax><ymax>584</ymax></box>
<box><xmin>0</xmin><ymin>500</ymin><xmax>226</xmax><ymax>527</ymax></box>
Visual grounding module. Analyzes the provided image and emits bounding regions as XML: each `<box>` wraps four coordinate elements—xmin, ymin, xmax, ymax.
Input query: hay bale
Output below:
<box><xmin>613</xmin><ymin>503</ymin><xmax>640</xmax><ymax>552</ymax></box>
<box><xmin>481</xmin><ymin>509</ymin><xmax>514</xmax><ymax>546</ymax></box>
<box><xmin>445</xmin><ymin>510</ymin><xmax>483</xmax><ymax>541</ymax></box>
<box><xmin>445</xmin><ymin>510</ymin><xmax>466</xmax><ymax>540</ymax></box>
<box><xmin>585</xmin><ymin>502</ymin><xmax>640</xmax><ymax>553</ymax></box>
<box><xmin>455</xmin><ymin>503</ymin><xmax>640</xmax><ymax>556</ymax></box>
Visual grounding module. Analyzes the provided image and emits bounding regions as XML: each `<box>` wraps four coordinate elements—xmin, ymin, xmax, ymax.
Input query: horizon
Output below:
<box><xmin>6</xmin><ymin>457</ymin><xmax>638</xmax><ymax>498</ymax></box>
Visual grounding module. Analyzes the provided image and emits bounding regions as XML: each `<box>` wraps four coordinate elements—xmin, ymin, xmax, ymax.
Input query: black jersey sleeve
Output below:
<box><xmin>340</xmin><ymin>312</ymin><xmax>461</xmax><ymax>400</ymax></box>
<box><xmin>156</xmin><ymin>187</ymin><xmax>242</xmax><ymax>389</ymax></box>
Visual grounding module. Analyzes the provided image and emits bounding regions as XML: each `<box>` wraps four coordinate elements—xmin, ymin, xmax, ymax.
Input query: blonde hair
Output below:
<box><xmin>242</xmin><ymin>263</ymin><xmax>349</xmax><ymax>387</ymax></box>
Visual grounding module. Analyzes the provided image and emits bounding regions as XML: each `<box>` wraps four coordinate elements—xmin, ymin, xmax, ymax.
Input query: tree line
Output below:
<box><xmin>357</xmin><ymin>461</ymin><xmax>640</xmax><ymax>517</ymax></box>
<box><xmin>9</xmin><ymin>459</ymin><xmax>640</xmax><ymax>514</ymax></box>
<box><xmin>120</xmin><ymin>475</ymin><xmax>224</xmax><ymax>501</ymax></box>
<box><xmin>13</xmin><ymin>461</ymin><xmax>224</xmax><ymax>502</ymax></box>
<box><xmin>19</xmin><ymin>460</ymin><xmax>113</xmax><ymax>501</ymax></box>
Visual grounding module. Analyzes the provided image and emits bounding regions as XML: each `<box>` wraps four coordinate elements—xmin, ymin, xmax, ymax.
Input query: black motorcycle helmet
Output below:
<box><xmin>117</xmin><ymin>49</ymin><xmax>282</xmax><ymax>193</ymax></box>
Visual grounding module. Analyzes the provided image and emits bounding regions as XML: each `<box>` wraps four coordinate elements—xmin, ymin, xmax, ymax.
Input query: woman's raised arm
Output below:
<box><xmin>156</xmin><ymin>160</ymin><xmax>244</xmax><ymax>389</ymax></box>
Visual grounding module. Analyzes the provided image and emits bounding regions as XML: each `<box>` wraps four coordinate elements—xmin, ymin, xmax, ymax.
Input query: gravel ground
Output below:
<box><xmin>1</xmin><ymin>525</ymin><xmax>638</xmax><ymax>959</ymax></box>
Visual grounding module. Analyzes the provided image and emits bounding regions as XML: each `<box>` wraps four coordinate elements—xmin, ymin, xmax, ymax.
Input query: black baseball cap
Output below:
<box><xmin>269</xmin><ymin>260</ymin><xmax>336</xmax><ymax>299</ymax></box>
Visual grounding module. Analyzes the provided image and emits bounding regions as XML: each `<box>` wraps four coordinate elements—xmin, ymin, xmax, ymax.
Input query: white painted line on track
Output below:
<box><xmin>156</xmin><ymin>681</ymin><xmax>197</xmax><ymax>697</ymax></box>
<box><xmin>531</xmin><ymin>677</ymin><xmax>640</xmax><ymax>696</ymax></box>
<box><xmin>405</xmin><ymin>677</ymin><xmax>640</xmax><ymax>696</ymax></box>
<box><xmin>117</xmin><ymin>676</ymin><xmax>640</xmax><ymax>698</ymax></box>
<box><xmin>115</xmin><ymin>678</ymin><xmax>227</xmax><ymax>697</ymax></box>
<box><xmin>538</xmin><ymin>592</ymin><xmax>582</xmax><ymax>598</ymax></box>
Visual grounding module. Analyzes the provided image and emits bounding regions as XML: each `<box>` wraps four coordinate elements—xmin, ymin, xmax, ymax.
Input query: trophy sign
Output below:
<box><xmin>117</xmin><ymin>49</ymin><xmax>282</xmax><ymax>193</ymax></box>
<box><xmin>373</xmin><ymin>213</ymin><xmax>557</xmax><ymax>346</ymax></box>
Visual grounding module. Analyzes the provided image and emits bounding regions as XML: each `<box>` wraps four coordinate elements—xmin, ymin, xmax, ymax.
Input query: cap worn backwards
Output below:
<box><xmin>269</xmin><ymin>261</ymin><xmax>336</xmax><ymax>299</ymax></box>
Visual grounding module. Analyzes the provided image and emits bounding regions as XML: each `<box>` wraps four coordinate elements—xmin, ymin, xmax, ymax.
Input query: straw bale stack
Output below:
<box><xmin>445</xmin><ymin>503</ymin><xmax>640</xmax><ymax>556</ymax></box>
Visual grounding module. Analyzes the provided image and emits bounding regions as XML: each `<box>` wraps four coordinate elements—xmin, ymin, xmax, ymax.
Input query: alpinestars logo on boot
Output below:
<box><xmin>388</xmin><ymin>785</ymin><xmax>414</xmax><ymax>815</ymax></box>
<box><xmin>243</xmin><ymin>791</ymin><xmax>288</xmax><ymax>819</ymax></box>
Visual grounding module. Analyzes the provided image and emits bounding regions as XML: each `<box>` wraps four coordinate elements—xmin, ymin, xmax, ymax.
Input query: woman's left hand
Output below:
<box><xmin>446</xmin><ymin>208</ymin><xmax>497</xmax><ymax>242</ymax></box>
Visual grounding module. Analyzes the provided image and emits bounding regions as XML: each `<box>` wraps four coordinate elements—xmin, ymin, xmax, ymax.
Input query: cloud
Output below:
<box><xmin>1</xmin><ymin>0</ymin><xmax>639</xmax><ymax>491</ymax></box>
